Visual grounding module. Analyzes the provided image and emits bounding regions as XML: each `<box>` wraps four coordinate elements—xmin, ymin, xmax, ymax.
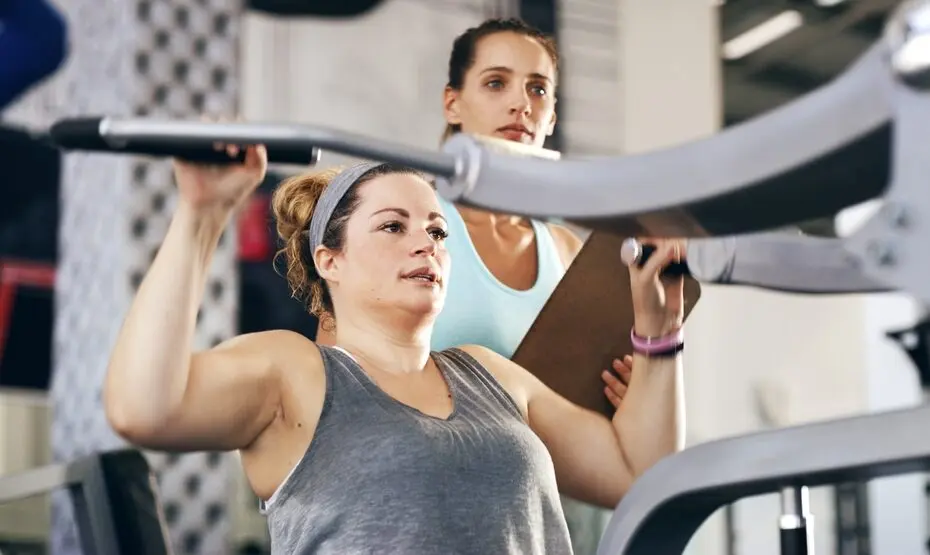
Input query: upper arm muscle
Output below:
<box><xmin>526</xmin><ymin>384</ymin><xmax>632</xmax><ymax>508</ymax></box>
<box><xmin>125</xmin><ymin>330</ymin><xmax>310</xmax><ymax>452</ymax></box>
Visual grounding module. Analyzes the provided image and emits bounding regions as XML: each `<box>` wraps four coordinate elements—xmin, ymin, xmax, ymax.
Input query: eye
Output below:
<box><xmin>429</xmin><ymin>227</ymin><xmax>449</xmax><ymax>241</ymax></box>
<box><xmin>530</xmin><ymin>84</ymin><xmax>547</xmax><ymax>96</ymax></box>
<box><xmin>380</xmin><ymin>221</ymin><xmax>404</xmax><ymax>233</ymax></box>
<box><xmin>485</xmin><ymin>78</ymin><xmax>504</xmax><ymax>90</ymax></box>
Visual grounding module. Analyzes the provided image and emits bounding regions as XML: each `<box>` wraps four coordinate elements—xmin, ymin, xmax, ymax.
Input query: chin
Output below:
<box><xmin>395</xmin><ymin>296</ymin><xmax>444</xmax><ymax>321</ymax></box>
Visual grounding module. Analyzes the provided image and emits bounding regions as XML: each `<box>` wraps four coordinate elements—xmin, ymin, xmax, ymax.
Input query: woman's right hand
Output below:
<box><xmin>173</xmin><ymin>143</ymin><xmax>268</xmax><ymax>215</ymax></box>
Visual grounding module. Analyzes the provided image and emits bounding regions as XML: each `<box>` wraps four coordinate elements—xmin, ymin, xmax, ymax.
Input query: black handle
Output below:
<box><xmin>636</xmin><ymin>244</ymin><xmax>690</xmax><ymax>277</ymax></box>
<box><xmin>779</xmin><ymin>526</ymin><xmax>810</xmax><ymax>555</ymax></box>
<box><xmin>131</xmin><ymin>140</ymin><xmax>321</xmax><ymax>166</ymax></box>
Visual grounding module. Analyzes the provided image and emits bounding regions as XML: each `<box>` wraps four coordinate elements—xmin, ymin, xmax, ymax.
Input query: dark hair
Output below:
<box><xmin>442</xmin><ymin>17</ymin><xmax>559</xmax><ymax>143</ymax></box>
<box><xmin>272</xmin><ymin>163</ymin><xmax>424</xmax><ymax>327</ymax></box>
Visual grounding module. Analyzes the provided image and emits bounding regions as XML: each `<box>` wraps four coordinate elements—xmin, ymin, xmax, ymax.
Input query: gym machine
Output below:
<box><xmin>32</xmin><ymin>0</ymin><xmax>930</xmax><ymax>552</ymax></box>
<box><xmin>0</xmin><ymin>449</ymin><xmax>170</xmax><ymax>554</ymax></box>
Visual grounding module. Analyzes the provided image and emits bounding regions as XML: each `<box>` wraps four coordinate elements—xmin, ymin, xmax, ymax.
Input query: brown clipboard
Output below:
<box><xmin>511</xmin><ymin>231</ymin><xmax>702</xmax><ymax>418</ymax></box>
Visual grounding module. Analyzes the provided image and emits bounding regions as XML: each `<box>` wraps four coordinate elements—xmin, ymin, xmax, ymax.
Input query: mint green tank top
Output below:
<box><xmin>431</xmin><ymin>197</ymin><xmax>566</xmax><ymax>359</ymax></box>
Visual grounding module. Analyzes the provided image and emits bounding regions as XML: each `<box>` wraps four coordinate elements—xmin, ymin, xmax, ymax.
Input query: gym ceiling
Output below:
<box><xmin>721</xmin><ymin>0</ymin><xmax>898</xmax><ymax>125</ymax></box>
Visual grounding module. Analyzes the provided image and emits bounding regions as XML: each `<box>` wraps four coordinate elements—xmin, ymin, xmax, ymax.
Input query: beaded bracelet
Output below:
<box><xmin>630</xmin><ymin>327</ymin><xmax>684</xmax><ymax>357</ymax></box>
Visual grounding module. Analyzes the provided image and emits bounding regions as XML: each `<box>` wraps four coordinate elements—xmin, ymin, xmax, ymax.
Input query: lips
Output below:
<box><xmin>497</xmin><ymin>123</ymin><xmax>533</xmax><ymax>139</ymax></box>
<box><xmin>402</xmin><ymin>266</ymin><xmax>439</xmax><ymax>284</ymax></box>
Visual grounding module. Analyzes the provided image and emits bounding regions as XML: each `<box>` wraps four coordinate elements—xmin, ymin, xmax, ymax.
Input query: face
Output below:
<box><xmin>444</xmin><ymin>31</ymin><xmax>557</xmax><ymax>148</ymax></box>
<box><xmin>316</xmin><ymin>173</ymin><xmax>451</xmax><ymax>321</ymax></box>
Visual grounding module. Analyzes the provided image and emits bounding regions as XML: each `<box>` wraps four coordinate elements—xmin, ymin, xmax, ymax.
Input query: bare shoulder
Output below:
<box><xmin>203</xmin><ymin>328</ymin><xmax>323</xmax><ymax>381</ymax></box>
<box><xmin>545</xmin><ymin>222</ymin><xmax>586</xmax><ymax>268</ymax></box>
<box><xmin>455</xmin><ymin>343</ymin><xmax>506</xmax><ymax>370</ymax></box>
<box><xmin>210</xmin><ymin>328</ymin><xmax>316</xmax><ymax>358</ymax></box>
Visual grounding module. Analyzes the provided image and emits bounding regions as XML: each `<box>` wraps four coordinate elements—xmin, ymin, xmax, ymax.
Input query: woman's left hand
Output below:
<box><xmin>629</xmin><ymin>238</ymin><xmax>687</xmax><ymax>337</ymax></box>
<box><xmin>602</xmin><ymin>355</ymin><xmax>632</xmax><ymax>409</ymax></box>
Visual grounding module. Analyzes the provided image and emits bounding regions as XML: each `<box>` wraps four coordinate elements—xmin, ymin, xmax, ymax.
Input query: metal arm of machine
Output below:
<box><xmin>595</xmin><ymin>3</ymin><xmax>930</xmax><ymax>552</ymax></box>
<box><xmin>52</xmin><ymin>3</ymin><xmax>930</xmax><ymax>305</ymax></box>
<box><xmin>595</xmin><ymin>403</ymin><xmax>930</xmax><ymax>555</ymax></box>
<box><xmin>434</xmin><ymin>43</ymin><xmax>893</xmax><ymax>237</ymax></box>
<box><xmin>687</xmin><ymin>232</ymin><xmax>892</xmax><ymax>294</ymax></box>
<box><xmin>44</xmin><ymin>4</ymin><xmax>930</xmax><ymax>304</ymax></box>
<box><xmin>0</xmin><ymin>452</ymin><xmax>121</xmax><ymax>555</ymax></box>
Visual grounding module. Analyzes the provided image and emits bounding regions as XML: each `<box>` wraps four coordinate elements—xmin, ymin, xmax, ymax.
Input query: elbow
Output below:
<box><xmin>621</xmin><ymin>442</ymin><xmax>679</xmax><ymax>483</ymax></box>
<box><xmin>105</xmin><ymin>401</ymin><xmax>169</xmax><ymax>448</ymax></box>
<box><xmin>104</xmin><ymin>391</ymin><xmax>152</xmax><ymax>445</ymax></box>
<box><xmin>103</xmin><ymin>375</ymin><xmax>167</xmax><ymax>446</ymax></box>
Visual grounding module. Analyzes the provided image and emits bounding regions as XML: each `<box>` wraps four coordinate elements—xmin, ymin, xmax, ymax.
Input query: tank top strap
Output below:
<box><xmin>528</xmin><ymin>218</ymin><xmax>566</xmax><ymax>282</ymax></box>
<box><xmin>318</xmin><ymin>345</ymin><xmax>372</xmax><ymax>392</ymax></box>
<box><xmin>316</xmin><ymin>345</ymin><xmax>420</xmax><ymax>421</ymax></box>
<box><xmin>433</xmin><ymin>348</ymin><xmax>525</xmax><ymax>423</ymax></box>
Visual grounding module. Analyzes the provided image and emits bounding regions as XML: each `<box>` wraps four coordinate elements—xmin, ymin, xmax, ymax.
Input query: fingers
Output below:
<box><xmin>602</xmin><ymin>355</ymin><xmax>633</xmax><ymax>409</ymax></box>
<box><xmin>197</xmin><ymin>114</ymin><xmax>266</xmax><ymax>168</ymax></box>
<box><xmin>613</xmin><ymin>355</ymin><xmax>633</xmax><ymax>385</ymax></box>
<box><xmin>637</xmin><ymin>239</ymin><xmax>683</xmax><ymax>280</ymax></box>
<box><xmin>604</xmin><ymin>385</ymin><xmax>623</xmax><ymax>409</ymax></box>
<box><xmin>245</xmin><ymin>144</ymin><xmax>269</xmax><ymax>168</ymax></box>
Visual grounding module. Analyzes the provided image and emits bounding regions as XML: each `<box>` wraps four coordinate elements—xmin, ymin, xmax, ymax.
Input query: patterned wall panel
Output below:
<box><xmin>4</xmin><ymin>0</ymin><xmax>241</xmax><ymax>554</ymax></box>
<box><xmin>126</xmin><ymin>1</ymin><xmax>242</xmax><ymax>553</ymax></box>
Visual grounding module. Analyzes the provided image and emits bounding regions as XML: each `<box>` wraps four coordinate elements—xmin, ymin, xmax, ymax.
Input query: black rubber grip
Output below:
<box><xmin>47</xmin><ymin>117</ymin><xmax>321</xmax><ymax>166</ymax></box>
<box><xmin>48</xmin><ymin>117</ymin><xmax>107</xmax><ymax>149</ymax></box>
<box><xmin>637</xmin><ymin>244</ymin><xmax>690</xmax><ymax>277</ymax></box>
<box><xmin>130</xmin><ymin>140</ymin><xmax>321</xmax><ymax>166</ymax></box>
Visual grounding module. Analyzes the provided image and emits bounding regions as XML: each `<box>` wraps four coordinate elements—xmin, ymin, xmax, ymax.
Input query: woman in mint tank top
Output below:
<box><xmin>430</xmin><ymin>19</ymin><xmax>627</xmax><ymax>555</ymax></box>
<box><xmin>103</xmin><ymin>146</ymin><xmax>689</xmax><ymax>554</ymax></box>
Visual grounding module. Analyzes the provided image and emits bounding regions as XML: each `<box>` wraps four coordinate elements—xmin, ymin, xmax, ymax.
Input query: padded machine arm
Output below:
<box><xmin>44</xmin><ymin>40</ymin><xmax>908</xmax><ymax>299</ymax></box>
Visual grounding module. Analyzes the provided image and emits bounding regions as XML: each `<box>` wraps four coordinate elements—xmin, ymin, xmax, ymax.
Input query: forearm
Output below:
<box><xmin>611</xmin><ymin>353</ymin><xmax>685</xmax><ymax>477</ymax></box>
<box><xmin>105</xmin><ymin>202</ymin><xmax>229</xmax><ymax>431</ymax></box>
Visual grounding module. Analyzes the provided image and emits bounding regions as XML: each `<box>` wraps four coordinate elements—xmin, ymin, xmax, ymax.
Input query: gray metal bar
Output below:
<box><xmin>102</xmin><ymin>118</ymin><xmax>459</xmax><ymax>178</ymax></box>
<box><xmin>596</xmin><ymin>403</ymin><xmax>930</xmax><ymax>555</ymax></box>
<box><xmin>833</xmin><ymin>482</ymin><xmax>871</xmax><ymax>555</ymax></box>
<box><xmin>436</xmin><ymin>43</ymin><xmax>893</xmax><ymax>237</ymax></box>
<box><xmin>79</xmin><ymin>46</ymin><xmax>895</xmax><ymax>240</ymax></box>
<box><xmin>688</xmin><ymin>233</ymin><xmax>892</xmax><ymax>294</ymax></box>
<box><xmin>0</xmin><ymin>462</ymin><xmax>73</xmax><ymax>503</ymax></box>
<box><xmin>843</xmin><ymin>79</ymin><xmax>930</xmax><ymax>314</ymax></box>
<box><xmin>68</xmin><ymin>456</ymin><xmax>121</xmax><ymax>555</ymax></box>
<box><xmin>0</xmin><ymin>455</ymin><xmax>123</xmax><ymax>554</ymax></box>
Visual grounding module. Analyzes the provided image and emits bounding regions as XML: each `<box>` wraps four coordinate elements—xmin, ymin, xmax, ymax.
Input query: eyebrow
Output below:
<box><xmin>370</xmin><ymin>207</ymin><xmax>448</xmax><ymax>224</ymax></box>
<box><xmin>480</xmin><ymin>66</ymin><xmax>553</xmax><ymax>84</ymax></box>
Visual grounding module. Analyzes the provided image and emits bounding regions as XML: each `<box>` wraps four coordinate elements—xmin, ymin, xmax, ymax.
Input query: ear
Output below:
<box><xmin>443</xmin><ymin>86</ymin><xmax>463</xmax><ymax>127</ymax></box>
<box><xmin>313</xmin><ymin>246</ymin><xmax>340</xmax><ymax>283</ymax></box>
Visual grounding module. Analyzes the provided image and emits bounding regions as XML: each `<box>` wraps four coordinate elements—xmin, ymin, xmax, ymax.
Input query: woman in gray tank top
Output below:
<box><xmin>103</xmin><ymin>148</ymin><xmax>688</xmax><ymax>554</ymax></box>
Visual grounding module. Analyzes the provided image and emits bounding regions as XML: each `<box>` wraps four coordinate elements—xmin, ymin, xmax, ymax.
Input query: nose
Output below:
<box><xmin>412</xmin><ymin>229</ymin><xmax>439</xmax><ymax>257</ymax></box>
<box><xmin>508</xmin><ymin>87</ymin><xmax>531</xmax><ymax>116</ymax></box>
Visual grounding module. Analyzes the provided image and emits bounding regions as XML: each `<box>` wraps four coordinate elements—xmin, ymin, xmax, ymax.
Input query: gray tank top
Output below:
<box><xmin>259</xmin><ymin>345</ymin><xmax>573</xmax><ymax>554</ymax></box>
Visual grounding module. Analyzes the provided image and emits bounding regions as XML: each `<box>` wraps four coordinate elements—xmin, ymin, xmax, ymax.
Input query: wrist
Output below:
<box><xmin>173</xmin><ymin>201</ymin><xmax>230</xmax><ymax>257</ymax></box>
<box><xmin>633</xmin><ymin>319</ymin><xmax>680</xmax><ymax>338</ymax></box>
<box><xmin>175</xmin><ymin>200</ymin><xmax>232</xmax><ymax>236</ymax></box>
<box><xmin>630</xmin><ymin>327</ymin><xmax>684</xmax><ymax>358</ymax></box>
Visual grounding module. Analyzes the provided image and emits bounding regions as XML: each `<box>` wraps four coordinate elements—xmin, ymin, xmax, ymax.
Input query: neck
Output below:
<box><xmin>455</xmin><ymin>203</ymin><xmax>526</xmax><ymax>229</ymax></box>
<box><xmin>332</xmin><ymin>305</ymin><xmax>433</xmax><ymax>374</ymax></box>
